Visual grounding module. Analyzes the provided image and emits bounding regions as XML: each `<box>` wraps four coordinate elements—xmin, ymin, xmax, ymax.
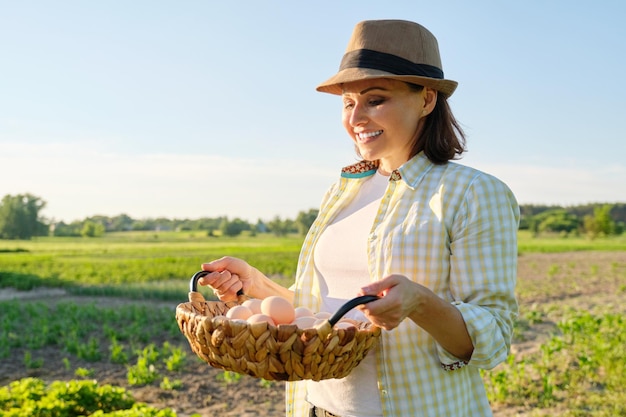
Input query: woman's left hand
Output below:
<box><xmin>357</xmin><ymin>274</ymin><xmax>433</xmax><ymax>330</ymax></box>
<box><xmin>358</xmin><ymin>274</ymin><xmax>475</xmax><ymax>360</ymax></box>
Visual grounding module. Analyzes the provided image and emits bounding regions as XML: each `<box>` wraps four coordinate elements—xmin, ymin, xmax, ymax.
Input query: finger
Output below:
<box><xmin>197</xmin><ymin>271</ymin><xmax>223</xmax><ymax>286</ymax></box>
<box><xmin>215</xmin><ymin>280</ymin><xmax>243</xmax><ymax>302</ymax></box>
<box><xmin>198</xmin><ymin>270</ymin><xmax>230</xmax><ymax>287</ymax></box>
<box><xmin>210</xmin><ymin>271</ymin><xmax>234</xmax><ymax>289</ymax></box>
<box><xmin>214</xmin><ymin>289</ymin><xmax>237</xmax><ymax>302</ymax></box>
<box><xmin>359</xmin><ymin>281</ymin><xmax>388</xmax><ymax>297</ymax></box>
<box><xmin>359</xmin><ymin>274</ymin><xmax>404</xmax><ymax>297</ymax></box>
<box><xmin>227</xmin><ymin>278</ymin><xmax>244</xmax><ymax>296</ymax></box>
<box><xmin>231</xmin><ymin>274</ymin><xmax>243</xmax><ymax>291</ymax></box>
<box><xmin>201</xmin><ymin>256</ymin><xmax>230</xmax><ymax>272</ymax></box>
<box><xmin>213</xmin><ymin>272</ymin><xmax>242</xmax><ymax>295</ymax></box>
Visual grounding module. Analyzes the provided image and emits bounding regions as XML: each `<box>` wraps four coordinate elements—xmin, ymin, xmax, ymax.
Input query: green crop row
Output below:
<box><xmin>0</xmin><ymin>377</ymin><xmax>178</xmax><ymax>417</ymax></box>
<box><xmin>0</xmin><ymin>298</ymin><xmax>272</xmax><ymax>416</ymax></box>
<box><xmin>483</xmin><ymin>309</ymin><xmax>626</xmax><ymax>416</ymax></box>
<box><xmin>0</xmin><ymin>300</ymin><xmax>181</xmax><ymax>360</ymax></box>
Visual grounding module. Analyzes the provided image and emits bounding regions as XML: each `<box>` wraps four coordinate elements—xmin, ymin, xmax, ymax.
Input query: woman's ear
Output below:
<box><xmin>422</xmin><ymin>87</ymin><xmax>438</xmax><ymax>117</ymax></box>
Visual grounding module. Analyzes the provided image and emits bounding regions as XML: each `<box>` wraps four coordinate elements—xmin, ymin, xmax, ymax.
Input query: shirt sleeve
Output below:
<box><xmin>438</xmin><ymin>172</ymin><xmax>520</xmax><ymax>370</ymax></box>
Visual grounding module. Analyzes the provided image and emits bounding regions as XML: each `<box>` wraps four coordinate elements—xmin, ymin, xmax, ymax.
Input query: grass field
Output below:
<box><xmin>1</xmin><ymin>230</ymin><xmax>624</xmax><ymax>297</ymax></box>
<box><xmin>1</xmin><ymin>231</ymin><xmax>625</xmax><ymax>416</ymax></box>
<box><xmin>0</xmin><ymin>231</ymin><xmax>301</xmax><ymax>300</ymax></box>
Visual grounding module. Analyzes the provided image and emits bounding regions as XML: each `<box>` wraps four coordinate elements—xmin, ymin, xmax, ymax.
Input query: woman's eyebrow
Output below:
<box><xmin>359</xmin><ymin>86</ymin><xmax>388</xmax><ymax>94</ymax></box>
<box><xmin>343</xmin><ymin>86</ymin><xmax>389</xmax><ymax>96</ymax></box>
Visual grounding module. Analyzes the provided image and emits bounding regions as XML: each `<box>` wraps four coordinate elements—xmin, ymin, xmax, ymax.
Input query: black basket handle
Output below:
<box><xmin>190</xmin><ymin>270</ymin><xmax>244</xmax><ymax>296</ymax></box>
<box><xmin>328</xmin><ymin>295</ymin><xmax>380</xmax><ymax>326</ymax></box>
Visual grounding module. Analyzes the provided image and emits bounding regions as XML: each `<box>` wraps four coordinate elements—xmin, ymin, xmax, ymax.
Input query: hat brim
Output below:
<box><xmin>316</xmin><ymin>68</ymin><xmax>458</xmax><ymax>97</ymax></box>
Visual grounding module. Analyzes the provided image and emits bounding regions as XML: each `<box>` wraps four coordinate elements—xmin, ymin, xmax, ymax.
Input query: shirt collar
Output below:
<box><xmin>396</xmin><ymin>152</ymin><xmax>436</xmax><ymax>189</ymax></box>
<box><xmin>340</xmin><ymin>152</ymin><xmax>436</xmax><ymax>189</ymax></box>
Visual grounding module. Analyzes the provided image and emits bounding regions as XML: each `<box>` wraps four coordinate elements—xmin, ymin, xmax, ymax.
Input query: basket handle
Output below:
<box><xmin>328</xmin><ymin>295</ymin><xmax>380</xmax><ymax>327</ymax></box>
<box><xmin>190</xmin><ymin>270</ymin><xmax>244</xmax><ymax>296</ymax></box>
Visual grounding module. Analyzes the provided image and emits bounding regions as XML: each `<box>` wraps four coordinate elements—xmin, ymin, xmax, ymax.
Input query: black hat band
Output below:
<box><xmin>339</xmin><ymin>49</ymin><xmax>444</xmax><ymax>79</ymax></box>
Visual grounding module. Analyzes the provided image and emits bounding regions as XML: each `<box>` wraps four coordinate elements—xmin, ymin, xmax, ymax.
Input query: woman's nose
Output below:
<box><xmin>349</xmin><ymin>104</ymin><xmax>368</xmax><ymax>126</ymax></box>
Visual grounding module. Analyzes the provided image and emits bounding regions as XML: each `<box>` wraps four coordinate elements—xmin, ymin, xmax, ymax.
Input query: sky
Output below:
<box><xmin>1</xmin><ymin>1</ymin><xmax>625</xmax><ymax>223</ymax></box>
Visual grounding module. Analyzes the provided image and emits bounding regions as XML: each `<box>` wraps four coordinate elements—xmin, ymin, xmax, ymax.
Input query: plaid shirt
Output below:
<box><xmin>286</xmin><ymin>153</ymin><xmax>519</xmax><ymax>416</ymax></box>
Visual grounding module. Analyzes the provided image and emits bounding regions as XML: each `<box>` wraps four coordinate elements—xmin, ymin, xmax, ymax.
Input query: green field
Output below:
<box><xmin>0</xmin><ymin>231</ymin><xmax>302</xmax><ymax>300</ymax></box>
<box><xmin>1</xmin><ymin>230</ymin><xmax>624</xmax><ymax>296</ymax></box>
<box><xmin>1</xmin><ymin>231</ymin><xmax>625</xmax><ymax>416</ymax></box>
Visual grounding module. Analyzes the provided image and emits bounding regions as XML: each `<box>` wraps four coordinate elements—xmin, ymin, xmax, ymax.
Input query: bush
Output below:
<box><xmin>0</xmin><ymin>378</ymin><xmax>176</xmax><ymax>416</ymax></box>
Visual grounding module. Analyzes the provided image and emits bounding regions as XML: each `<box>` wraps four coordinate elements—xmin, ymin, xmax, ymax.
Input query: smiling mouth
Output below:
<box><xmin>356</xmin><ymin>130</ymin><xmax>383</xmax><ymax>141</ymax></box>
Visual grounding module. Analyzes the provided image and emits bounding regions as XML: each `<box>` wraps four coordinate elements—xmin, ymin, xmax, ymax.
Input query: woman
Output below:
<box><xmin>200</xmin><ymin>19</ymin><xmax>519</xmax><ymax>417</ymax></box>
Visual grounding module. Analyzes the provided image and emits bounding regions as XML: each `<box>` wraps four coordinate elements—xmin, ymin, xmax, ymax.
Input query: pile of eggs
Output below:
<box><xmin>223</xmin><ymin>296</ymin><xmax>357</xmax><ymax>330</ymax></box>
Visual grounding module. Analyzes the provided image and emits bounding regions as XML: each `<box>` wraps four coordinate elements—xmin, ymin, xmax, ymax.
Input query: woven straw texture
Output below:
<box><xmin>176</xmin><ymin>291</ymin><xmax>381</xmax><ymax>381</ymax></box>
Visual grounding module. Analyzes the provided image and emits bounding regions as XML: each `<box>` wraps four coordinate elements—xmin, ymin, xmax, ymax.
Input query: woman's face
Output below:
<box><xmin>341</xmin><ymin>78</ymin><xmax>429</xmax><ymax>174</ymax></box>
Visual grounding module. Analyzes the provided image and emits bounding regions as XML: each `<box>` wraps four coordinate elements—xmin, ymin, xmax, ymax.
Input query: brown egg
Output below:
<box><xmin>294</xmin><ymin>306</ymin><xmax>315</xmax><ymax>318</ymax></box>
<box><xmin>314</xmin><ymin>311</ymin><xmax>332</xmax><ymax>320</ymax></box>
<box><xmin>247</xmin><ymin>313</ymin><xmax>276</xmax><ymax>326</ymax></box>
<box><xmin>292</xmin><ymin>316</ymin><xmax>318</xmax><ymax>329</ymax></box>
<box><xmin>242</xmin><ymin>298</ymin><xmax>263</xmax><ymax>314</ymax></box>
<box><xmin>225</xmin><ymin>305</ymin><xmax>253</xmax><ymax>320</ymax></box>
<box><xmin>261</xmin><ymin>296</ymin><xmax>295</xmax><ymax>325</ymax></box>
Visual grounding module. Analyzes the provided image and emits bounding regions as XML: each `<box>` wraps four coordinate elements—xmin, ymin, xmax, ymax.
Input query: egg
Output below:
<box><xmin>261</xmin><ymin>296</ymin><xmax>295</xmax><ymax>325</ymax></box>
<box><xmin>247</xmin><ymin>313</ymin><xmax>276</xmax><ymax>326</ymax></box>
<box><xmin>225</xmin><ymin>305</ymin><xmax>253</xmax><ymax>320</ymax></box>
<box><xmin>292</xmin><ymin>316</ymin><xmax>317</xmax><ymax>329</ymax></box>
<box><xmin>242</xmin><ymin>298</ymin><xmax>263</xmax><ymax>314</ymax></box>
<box><xmin>313</xmin><ymin>318</ymin><xmax>328</xmax><ymax>327</ymax></box>
<box><xmin>314</xmin><ymin>311</ymin><xmax>332</xmax><ymax>320</ymax></box>
<box><xmin>294</xmin><ymin>306</ymin><xmax>315</xmax><ymax>318</ymax></box>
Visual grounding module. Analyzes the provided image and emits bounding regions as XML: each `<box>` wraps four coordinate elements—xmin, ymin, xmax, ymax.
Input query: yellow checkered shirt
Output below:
<box><xmin>286</xmin><ymin>153</ymin><xmax>520</xmax><ymax>416</ymax></box>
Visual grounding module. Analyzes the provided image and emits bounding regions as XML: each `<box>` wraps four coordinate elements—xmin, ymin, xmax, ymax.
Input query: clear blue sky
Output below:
<box><xmin>1</xmin><ymin>1</ymin><xmax>625</xmax><ymax>222</ymax></box>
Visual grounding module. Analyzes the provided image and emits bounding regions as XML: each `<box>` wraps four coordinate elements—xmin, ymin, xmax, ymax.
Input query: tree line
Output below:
<box><xmin>519</xmin><ymin>203</ymin><xmax>625</xmax><ymax>238</ymax></box>
<box><xmin>1</xmin><ymin>193</ymin><xmax>624</xmax><ymax>240</ymax></box>
<box><xmin>0</xmin><ymin>193</ymin><xmax>319</xmax><ymax>239</ymax></box>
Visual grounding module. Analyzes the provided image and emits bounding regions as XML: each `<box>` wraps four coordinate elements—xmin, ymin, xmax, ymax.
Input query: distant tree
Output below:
<box><xmin>255</xmin><ymin>219</ymin><xmax>268</xmax><ymax>234</ymax></box>
<box><xmin>219</xmin><ymin>217</ymin><xmax>250</xmax><ymax>237</ymax></box>
<box><xmin>267</xmin><ymin>216</ymin><xmax>289</xmax><ymax>237</ymax></box>
<box><xmin>583</xmin><ymin>204</ymin><xmax>616</xmax><ymax>239</ymax></box>
<box><xmin>86</xmin><ymin>215</ymin><xmax>110</xmax><ymax>229</ymax></box>
<box><xmin>530</xmin><ymin>209</ymin><xmax>580</xmax><ymax>235</ymax></box>
<box><xmin>132</xmin><ymin>219</ymin><xmax>158</xmax><ymax>231</ymax></box>
<box><xmin>81</xmin><ymin>220</ymin><xmax>105</xmax><ymax>237</ymax></box>
<box><xmin>0</xmin><ymin>194</ymin><xmax>47</xmax><ymax>239</ymax></box>
<box><xmin>51</xmin><ymin>221</ymin><xmax>82</xmax><ymax>237</ymax></box>
<box><xmin>110</xmin><ymin>214</ymin><xmax>134</xmax><ymax>232</ymax></box>
<box><xmin>295</xmin><ymin>209</ymin><xmax>319</xmax><ymax>236</ymax></box>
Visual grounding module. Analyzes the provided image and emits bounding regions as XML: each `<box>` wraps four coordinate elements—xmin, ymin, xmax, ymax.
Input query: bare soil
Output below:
<box><xmin>1</xmin><ymin>251</ymin><xmax>624</xmax><ymax>416</ymax></box>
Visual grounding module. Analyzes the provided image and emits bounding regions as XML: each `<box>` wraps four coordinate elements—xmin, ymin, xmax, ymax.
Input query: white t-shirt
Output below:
<box><xmin>306</xmin><ymin>170</ymin><xmax>389</xmax><ymax>417</ymax></box>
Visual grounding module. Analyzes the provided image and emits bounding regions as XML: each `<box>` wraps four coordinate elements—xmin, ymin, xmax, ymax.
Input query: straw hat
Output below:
<box><xmin>316</xmin><ymin>19</ymin><xmax>457</xmax><ymax>96</ymax></box>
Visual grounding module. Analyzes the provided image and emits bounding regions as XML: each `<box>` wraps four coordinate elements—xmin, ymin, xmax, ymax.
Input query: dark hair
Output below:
<box><xmin>407</xmin><ymin>83</ymin><xmax>466</xmax><ymax>164</ymax></box>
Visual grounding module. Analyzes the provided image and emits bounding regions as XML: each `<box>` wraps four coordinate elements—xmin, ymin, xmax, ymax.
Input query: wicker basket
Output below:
<box><xmin>176</xmin><ymin>271</ymin><xmax>381</xmax><ymax>381</ymax></box>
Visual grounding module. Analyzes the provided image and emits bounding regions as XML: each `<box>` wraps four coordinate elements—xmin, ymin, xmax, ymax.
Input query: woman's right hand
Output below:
<box><xmin>198</xmin><ymin>256</ymin><xmax>254</xmax><ymax>301</ymax></box>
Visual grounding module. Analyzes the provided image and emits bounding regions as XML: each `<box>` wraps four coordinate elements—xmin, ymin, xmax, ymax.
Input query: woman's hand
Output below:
<box><xmin>198</xmin><ymin>256</ymin><xmax>295</xmax><ymax>302</ymax></box>
<box><xmin>358</xmin><ymin>274</ymin><xmax>474</xmax><ymax>360</ymax></box>
<box><xmin>198</xmin><ymin>256</ymin><xmax>254</xmax><ymax>301</ymax></box>
<box><xmin>357</xmin><ymin>274</ymin><xmax>427</xmax><ymax>330</ymax></box>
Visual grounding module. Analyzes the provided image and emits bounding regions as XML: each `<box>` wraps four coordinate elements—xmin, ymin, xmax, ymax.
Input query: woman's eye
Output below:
<box><xmin>343</xmin><ymin>97</ymin><xmax>385</xmax><ymax>110</ymax></box>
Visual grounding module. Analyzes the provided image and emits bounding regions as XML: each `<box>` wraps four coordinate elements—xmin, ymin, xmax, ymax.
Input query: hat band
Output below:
<box><xmin>339</xmin><ymin>49</ymin><xmax>444</xmax><ymax>79</ymax></box>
